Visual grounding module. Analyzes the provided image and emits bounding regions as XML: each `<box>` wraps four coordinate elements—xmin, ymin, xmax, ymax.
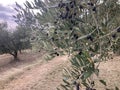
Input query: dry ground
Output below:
<box><xmin>0</xmin><ymin>52</ymin><xmax>120</xmax><ymax>90</ymax></box>
<box><xmin>95</xmin><ymin>55</ymin><xmax>120</xmax><ymax>90</ymax></box>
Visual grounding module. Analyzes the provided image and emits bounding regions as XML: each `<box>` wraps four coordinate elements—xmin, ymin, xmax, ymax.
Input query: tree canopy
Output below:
<box><xmin>11</xmin><ymin>0</ymin><xmax>120</xmax><ymax>89</ymax></box>
<box><xmin>0</xmin><ymin>22</ymin><xmax>31</xmax><ymax>61</ymax></box>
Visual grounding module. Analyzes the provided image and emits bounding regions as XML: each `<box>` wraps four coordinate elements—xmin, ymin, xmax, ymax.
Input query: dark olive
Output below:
<box><xmin>117</xmin><ymin>27</ymin><xmax>120</xmax><ymax>32</ymax></box>
<box><xmin>62</xmin><ymin>3</ymin><xmax>66</xmax><ymax>7</ymax></box>
<box><xmin>87</xmin><ymin>2</ymin><xmax>94</xmax><ymax>6</ymax></box>
<box><xmin>112</xmin><ymin>34</ymin><xmax>116</xmax><ymax>38</ymax></box>
<box><xmin>58</xmin><ymin>3</ymin><xmax>61</xmax><ymax>7</ymax></box>
<box><xmin>56</xmin><ymin>53</ymin><xmax>59</xmax><ymax>56</ymax></box>
<box><xmin>53</xmin><ymin>52</ymin><xmax>59</xmax><ymax>56</ymax></box>
<box><xmin>79</xmin><ymin>5</ymin><xmax>83</xmax><ymax>9</ymax></box>
<box><xmin>92</xmin><ymin>7</ymin><xmax>96</xmax><ymax>12</ymax></box>
<box><xmin>70</xmin><ymin>1</ymin><xmax>72</xmax><ymax>5</ymax></box>
<box><xmin>76</xmin><ymin>75</ymin><xmax>79</xmax><ymax>79</ymax></box>
<box><xmin>70</xmin><ymin>1</ymin><xmax>75</xmax><ymax>5</ymax></box>
<box><xmin>60</xmin><ymin>13</ymin><xmax>68</xmax><ymax>19</ymax></box>
<box><xmin>66</xmin><ymin>6</ymin><xmax>69</xmax><ymax>11</ymax></box>
<box><xmin>74</xmin><ymin>13</ymin><xmax>77</xmax><ymax>16</ymax></box>
<box><xmin>71</xmin><ymin>5</ymin><xmax>74</xmax><ymax>8</ymax></box>
<box><xmin>78</xmin><ymin>49</ymin><xmax>82</xmax><ymax>55</ymax></box>
<box><xmin>64</xmin><ymin>12</ymin><xmax>68</xmax><ymax>19</ymax></box>
<box><xmin>71</xmin><ymin>20</ymin><xmax>74</xmax><ymax>24</ymax></box>
<box><xmin>68</xmin><ymin>15</ymin><xmax>72</xmax><ymax>19</ymax></box>
<box><xmin>108</xmin><ymin>40</ymin><xmax>110</xmax><ymax>44</ymax></box>
<box><xmin>54</xmin><ymin>21</ymin><xmax>57</xmax><ymax>24</ymax></box>
<box><xmin>59</xmin><ymin>14</ymin><xmax>62</xmax><ymax>18</ymax></box>
<box><xmin>81</xmin><ymin>71</ymin><xmax>84</xmax><ymax>73</ymax></box>
<box><xmin>61</xmin><ymin>17</ymin><xmax>65</xmax><ymax>19</ymax></box>
<box><xmin>58</xmin><ymin>2</ymin><xmax>65</xmax><ymax>8</ymax></box>
<box><xmin>91</xmin><ymin>81</ymin><xmax>95</xmax><ymax>85</ymax></box>
<box><xmin>74</xmin><ymin>34</ymin><xmax>78</xmax><ymax>39</ymax></box>
<box><xmin>54</xmin><ymin>31</ymin><xmax>57</xmax><ymax>34</ymax></box>
<box><xmin>51</xmin><ymin>37</ymin><xmax>54</xmax><ymax>41</ymax></box>
<box><xmin>70</xmin><ymin>27</ymin><xmax>73</xmax><ymax>30</ymax></box>
<box><xmin>64</xmin><ymin>32</ymin><xmax>67</xmax><ymax>35</ymax></box>
<box><xmin>87</xmin><ymin>35</ymin><xmax>93</xmax><ymax>41</ymax></box>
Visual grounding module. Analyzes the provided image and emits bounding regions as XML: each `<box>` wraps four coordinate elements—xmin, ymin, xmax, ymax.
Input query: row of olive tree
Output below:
<box><xmin>0</xmin><ymin>22</ymin><xmax>31</xmax><ymax>61</ymax></box>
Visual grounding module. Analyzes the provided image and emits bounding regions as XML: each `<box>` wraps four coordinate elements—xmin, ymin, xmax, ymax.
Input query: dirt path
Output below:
<box><xmin>1</xmin><ymin>55</ymin><xmax>120</xmax><ymax>90</ymax></box>
<box><xmin>2</xmin><ymin>56</ymin><xmax>68</xmax><ymax>90</ymax></box>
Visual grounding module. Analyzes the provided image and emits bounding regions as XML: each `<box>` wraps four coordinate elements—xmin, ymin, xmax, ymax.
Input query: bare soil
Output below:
<box><xmin>95</xmin><ymin>55</ymin><xmax>120</xmax><ymax>90</ymax></box>
<box><xmin>0</xmin><ymin>53</ymin><xmax>120</xmax><ymax>90</ymax></box>
<box><xmin>0</xmin><ymin>55</ymin><xmax>68</xmax><ymax>90</ymax></box>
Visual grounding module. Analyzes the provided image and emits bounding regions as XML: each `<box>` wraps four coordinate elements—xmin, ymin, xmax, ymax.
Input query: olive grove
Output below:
<box><xmin>14</xmin><ymin>0</ymin><xmax>120</xmax><ymax>89</ymax></box>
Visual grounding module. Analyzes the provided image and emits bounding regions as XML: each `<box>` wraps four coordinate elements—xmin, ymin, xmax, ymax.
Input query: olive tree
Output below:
<box><xmin>0</xmin><ymin>22</ymin><xmax>31</xmax><ymax>61</ymax></box>
<box><xmin>54</xmin><ymin>0</ymin><xmax>120</xmax><ymax>89</ymax></box>
<box><xmin>15</xmin><ymin>0</ymin><xmax>120</xmax><ymax>89</ymax></box>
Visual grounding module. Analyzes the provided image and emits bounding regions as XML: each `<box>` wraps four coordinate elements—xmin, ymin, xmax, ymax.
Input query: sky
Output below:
<box><xmin>0</xmin><ymin>0</ymin><xmax>33</xmax><ymax>30</ymax></box>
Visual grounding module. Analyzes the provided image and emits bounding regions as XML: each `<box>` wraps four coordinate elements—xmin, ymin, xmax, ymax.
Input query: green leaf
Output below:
<box><xmin>115</xmin><ymin>86</ymin><xmax>119</xmax><ymax>90</ymax></box>
<box><xmin>99</xmin><ymin>80</ymin><xmax>107</xmax><ymax>86</ymax></box>
<box><xmin>63</xmin><ymin>79</ymin><xmax>70</xmax><ymax>85</ymax></box>
<box><xmin>60</xmin><ymin>84</ymin><xmax>69</xmax><ymax>90</ymax></box>
<box><xmin>94</xmin><ymin>69</ymin><xmax>99</xmax><ymax>76</ymax></box>
<box><xmin>82</xmin><ymin>82</ymin><xmax>89</xmax><ymax>87</ymax></box>
<box><xmin>83</xmin><ymin>71</ymin><xmax>93</xmax><ymax>80</ymax></box>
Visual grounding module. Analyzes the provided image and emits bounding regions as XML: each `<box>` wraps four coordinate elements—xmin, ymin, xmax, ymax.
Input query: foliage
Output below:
<box><xmin>112</xmin><ymin>35</ymin><xmax>120</xmax><ymax>55</ymax></box>
<box><xmin>13</xmin><ymin>26</ymin><xmax>31</xmax><ymax>52</ymax></box>
<box><xmin>54</xmin><ymin>0</ymin><xmax>120</xmax><ymax>89</ymax></box>
<box><xmin>15</xmin><ymin>0</ymin><xmax>62</xmax><ymax>55</ymax></box>
<box><xmin>15</xmin><ymin>0</ymin><xmax>120</xmax><ymax>89</ymax></box>
<box><xmin>0</xmin><ymin>22</ymin><xmax>31</xmax><ymax>61</ymax></box>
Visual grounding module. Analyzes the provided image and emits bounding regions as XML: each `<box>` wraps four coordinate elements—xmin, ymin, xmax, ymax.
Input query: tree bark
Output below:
<box><xmin>13</xmin><ymin>51</ymin><xmax>19</xmax><ymax>61</ymax></box>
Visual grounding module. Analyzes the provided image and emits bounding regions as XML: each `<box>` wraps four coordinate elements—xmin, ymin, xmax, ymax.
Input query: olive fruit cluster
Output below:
<box><xmin>87</xmin><ymin>1</ymin><xmax>96</xmax><ymax>12</ymax></box>
<box><xmin>58</xmin><ymin>0</ymin><xmax>79</xmax><ymax>21</ymax></box>
<box><xmin>86</xmin><ymin>35</ymin><xmax>94</xmax><ymax>41</ymax></box>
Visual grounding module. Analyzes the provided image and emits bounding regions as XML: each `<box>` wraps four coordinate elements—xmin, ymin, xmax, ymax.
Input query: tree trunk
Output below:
<box><xmin>13</xmin><ymin>51</ymin><xmax>19</xmax><ymax>61</ymax></box>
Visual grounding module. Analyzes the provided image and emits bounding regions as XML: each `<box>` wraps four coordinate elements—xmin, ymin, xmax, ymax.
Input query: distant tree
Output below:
<box><xmin>0</xmin><ymin>22</ymin><xmax>31</xmax><ymax>61</ymax></box>
<box><xmin>12</xmin><ymin>26</ymin><xmax>31</xmax><ymax>53</ymax></box>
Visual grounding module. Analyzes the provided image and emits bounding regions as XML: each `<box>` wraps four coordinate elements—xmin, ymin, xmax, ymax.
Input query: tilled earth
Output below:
<box><xmin>0</xmin><ymin>54</ymin><xmax>120</xmax><ymax>90</ymax></box>
<box><xmin>1</xmin><ymin>56</ymin><xmax>68</xmax><ymax>90</ymax></box>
